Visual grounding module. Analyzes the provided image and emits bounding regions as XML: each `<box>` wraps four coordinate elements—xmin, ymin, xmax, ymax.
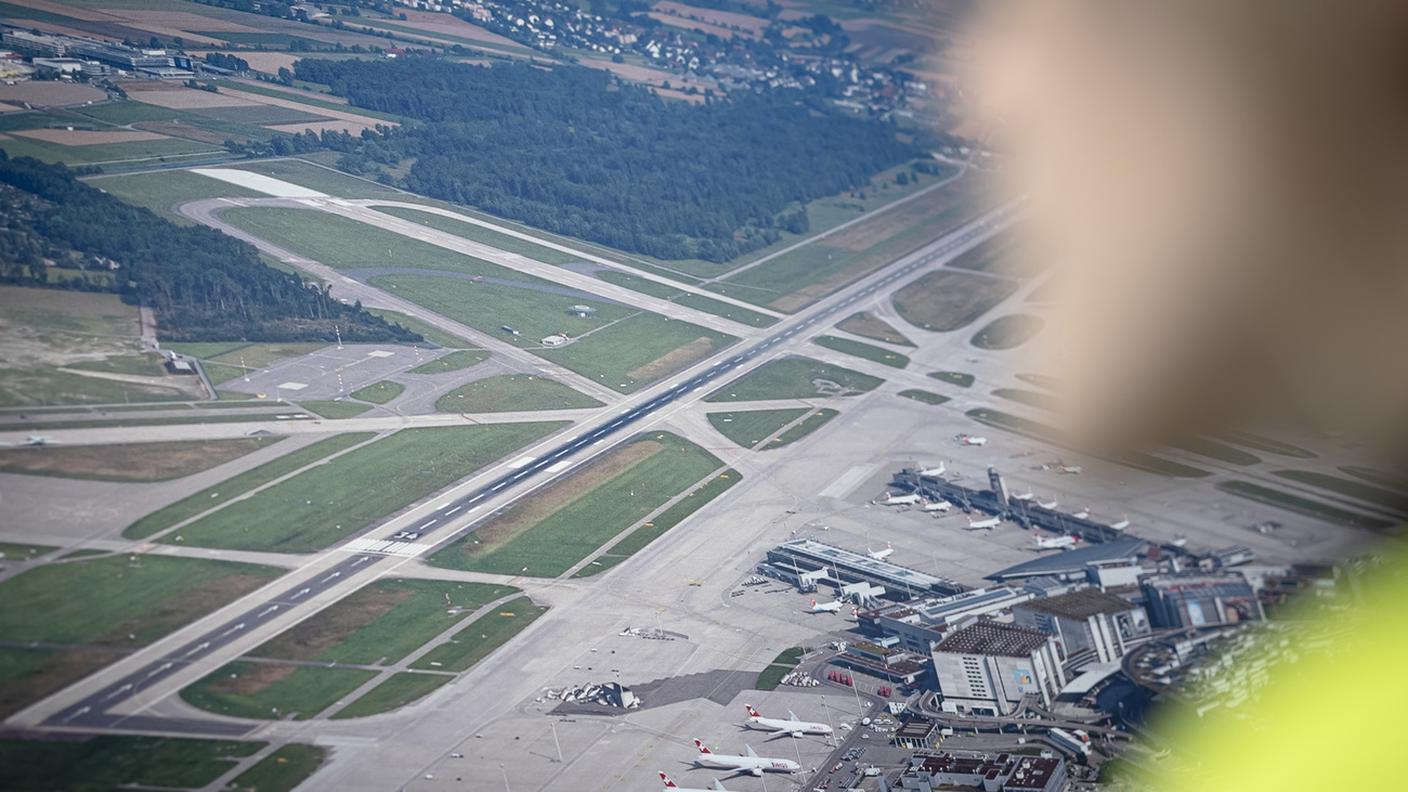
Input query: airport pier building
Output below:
<box><xmin>761</xmin><ymin>538</ymin><xmax>966</xmax><ymax>601</ymax></box>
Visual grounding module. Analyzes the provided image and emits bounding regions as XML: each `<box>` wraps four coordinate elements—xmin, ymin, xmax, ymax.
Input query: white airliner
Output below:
<box><xmin>1032</xmin><ymin>535</ymin><xmax>1078</xmax><ymax>551</ymax></box>
<box><xmin>806</xmin><ymin>598</ymin><xmax>843</xmax><ymax>614</ymax></box>
<box><xmin>3</xmin><ymin>434</ymin><xmax>55</xmax><ymax>448</ymax></box>
<box><xmin>659</xmin><ymin>772</ymin><xmax>729</xmax><ymax>791</ymax></box>
<box><xmin>918</xmin><ymin>463</ymin><xmax>946</xmax><ymax>477</ymax></box>
<box><xmin>1037</xmin><ymin>499</ymin><xmax>1059</xmax><ymax>510</ymax></box>
<box><xmin>1072</xmin><ymin>508</ymin><xmax>1091</xmax><ymax>520</ymax></box>
<box><xmin>692</xmin><ymin>740</ymin><xmax>800</xmax><ymax>776</ymax></box>
<box><xmin>876</xmin><ymin>492</ymin><xmax>922</xmax><ymax>506</ymax></box>
<box><xmin>923</xmin><ymin>499</ymin><xmax>953</xmax><ymax>513</ymax></box>
<box><xmin>1109</xmin><ymin>518</ymin><xmax>1131</xmax><ymax>531</ymax></box>
<box><xmin>966</xmin><ymin>516</ymin><xmax>1000</xmax><ymax>530</ymax></box>
<box><xmin>1012</xmin><ymin>491</ymin><xmax>1034</xmax><ymax>501</ymax></box>
<box><xmin>956</xmin><ymin>434</ymin><xmax>988</xmax><ymax>447</ymax></box>
<box><xmin>868</xmin><ymin>543</ymin><xmax>894</xmax><ymax>560</ymax></box>
<box><xmin>744</xmin><ymin>704</ymin><xmax>833</xmax><ymax>737</ymax></box>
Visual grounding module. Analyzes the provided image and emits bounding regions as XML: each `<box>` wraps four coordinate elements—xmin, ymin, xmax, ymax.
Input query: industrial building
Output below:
<box><xmin>1012</xmin><ymin>589</ymin><xmax>1150</xmax><ymax>665</ymax></box>
<box><xmin>858</xmin><ymin>587</ymin><xmax>1037</xmax><ymax>654</ymax></box>
<box><xmin>888</xmin><ymin>750</ymin><xmax>1069</xmax><ymax>792</ymax></box>
<box><xmin>761</xmin><ymin>538</ymin><xmax>966</xmax><ymax>601</ymax></box>
<box><xmin>1140</xmin><ymin>572</ymin><xmax>1263</xmax><ymax>628</ymax></box>
<box><xmin>932</xmin><ymin>619</ymin><xmax>1066</xmax><ymax>714</ymax></box>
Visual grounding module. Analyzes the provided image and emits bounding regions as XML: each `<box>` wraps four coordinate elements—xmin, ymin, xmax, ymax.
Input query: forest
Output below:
<box><xmin>293</xmin><ymin>57</ymin><xmax>921</xmax><ymax>261</ymax></box>
<box><xmin>0</xmin><ymin>154</ymin><xmax>417</xmax><ymax>343</ymax></box>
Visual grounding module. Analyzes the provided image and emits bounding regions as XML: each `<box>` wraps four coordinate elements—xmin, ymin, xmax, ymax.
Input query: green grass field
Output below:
<box><xmin>898</xmin><ymin>389</ymin><xmax>950</xmax><ymax>406</ymax></box>
<box><xmin>410</xmin><ymin>349</ymin><xmax>488</xmax><ymax>374</ymax></box>
<box><xmin>1271</xmin><ymin>470</ymin><xmax>1408</xmax><ymax>513</ymax></box>
<box><xmin>893</xmin><ymin>269</ymin><xmax>1019</xmax><ymax>332</ymax></box>
<box><xmin>299</xmin><ymin>399</ymin><xmax>373</xmax><ymax>419</ymax></box>
<box><xmin>375</xmin><ymin>205</ymin><xmax>584</xmax><ymax>266</ymax></box>
<box><xmin>350</xmin><ymin>380</ymin><xmax>404</xmax><ymax>404</ymax></box>
<box><xmin>431</xmin><ymin>432</ymin><xmax>722</xmax><ymax>576</ymax></box>
<box><xmin>331</xmin><ymin>672</ymin><xmax>454</xmax><ymax>719</ymax></box>
<box><xmin>755</xmin><ymin>647</ymin><xmax>805</xmax><ymax>691</ymax></box>
<box><xmin>0</xmin><ymin>437</ymin><xmax>283</xmax><ymax>483</ymax></box>
<box><xmin>0</xmin><ymin>542</ymin><xmax>56</xmax><ymax>561</ymax></box>
<box><xmin>835</xmin><ymin>311</ymin><xmax>913</xmax><ymax>346</ymax></box>
<box><xmin>930</xmin><ymin>370</ymin><xmax>975</xmax><ymax>388</ymax></box>
<box><xmin>410</xmin><ymin>597</ymin><xmax>547</xmax><ymax>672</ymax></box>
<box><xmin>708</xmin><ymin>408</ymin><xmax>810</xmax><ymax>449</ymax></box>
<box><xmin>991</xmin><ymin>387</ymin><xmax>1061</xmax><ymax>411</ymax></box>
<box><xmin>86</xmin><ymin>169</ymin><xmax>262</xmax><ymax>223</ymax></box>
<box><xmin>673</xmin><ymin>292</ymin><xmax>778</xmax><ymax>328</ymax></box>
<box><xmin>971</xmin><ymin>314</ymin><xmax>1045</xmax><ymax>350</ymax></box>
<box><xmin>575</xmin><ymin>469</ymin><xmax>740</xmax><ymax>577</ymax></box>
<box><xmin>254</xmin><ymin>579</ymin><xmax>518</xmax><ymax>665</ymax></box>
<box><xmin>182</xmin><ymin>662</ymin><xmax>378</xmax><ymax>721</ymax></box>
<box><xmin>124</xmin><ymin>433</ymin><xmax>374</xmax><ymax>539</ymax></box>
<box><xmin>0</xmin><ymin>555</ymin><xmax>281</xmax><ymax>647</ymax></box>
<box><xmin>764</xmin><ymin>408</ymin><xmax>839</xmax><ymax>449</ymax></box>
<box><xmin>377</xmin><ymin>275</ymin><xmax>737</xmax><ymax>393</ymax></box>
<box><xmin>0</xmin><ymin>134</ymin><xmax>219</xmax><ymax>166</ymax></box>
<box><xmin>435</xmin><ymin>374</ymin><xmax>603</xmax><ymax>413</ymax></box>
<box><xmin>1216</xmin><ymin>481</ymin><xmax>1393</xmax><ymax>530</ymax></box>
<box><xmin>0</xmin><ymin>736</ymin><xmax>264</xmax><ymax>792</ymax></box>
<box><xmin>1166</xmin><ymin>436</ymin><xmax>1261</xmax><ymax>467</ymax></box>
<box><xmin>366</xmin><ymin>308</ymin><xmax>477</xmax><ymax>349</ymax></box>
<box><xmin>221</xmin><ymin>158</ymin><xmax>408</xmax><ymax>199</ymax></box>
<box><xmin>705</xmin><ymin>356</ymin><xmax>884</xmax><ymax>402</ymax></box>
<box><xmin>812</xmin><ymin>335</ymin><xmax>910</xmax><ymax>368</ymax></box>
<box><xmin>165</xmin><ymin>423</ymin><xmax>565</xmax><ymax>552</ymax></box>
<box><xmin>966</xmin><ymin>408</ymin><xmax>1213</xmax><ymax>479</ymax></box>
<box><xmin>224</xmin><ymin>743</ymin><xmax>327</xmax><ymax>792</ymax></box>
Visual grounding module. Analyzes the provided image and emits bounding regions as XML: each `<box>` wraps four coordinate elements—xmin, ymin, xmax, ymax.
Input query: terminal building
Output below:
<box><xmin>761</xmin><ymin>538</ymin><xmax>965</xmax><ymax>601</ymax></box>
<box><xmin>889</xmin><ymin>750</ymin><xmax>1069</xmax><ymax>792</ymax></box>
<box><xmin>1012</xmin><ymin>588</ymin><xmax>1150</xmax><ymax>665</ymax></box>
<box><xmin>985</xmin><ymin>538</ymin><xmax>1148</xmax><ymax>583</ymax></box>
<box><xmin>858</xmin><ymin>587</ymin><xmax>1038</xmax><ymax>653</ymax></box>
<box><xmin>932</xmin><ymin>619</ymin><xmax>1066</xmax><ymax>714</ymax></box>
<box><xmin>1140</xmin><ymin>572</ymin><xmax>1263</xmax><ymax>628</ymax></box>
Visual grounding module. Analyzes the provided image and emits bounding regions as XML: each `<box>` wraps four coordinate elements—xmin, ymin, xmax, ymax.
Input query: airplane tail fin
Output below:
<box><xmin>788</xmin><ymin>710</ymin><xmax>798</xmax><ymax>722</ymax></box>
<box><xmin>744</xmin><ymin>744</ymin><xmax>758</xmax><ymax>758</ymax></box>
<box><xmin>745</xmin><ymin>704</ymin><xmax>761</xmax><ymax>718</ymax></box>
<box><xmin>659</xmin><ymin>771</ymin><xmax>678</xmax><ymax>788</ymax></box>
<box><xmin>712</xmin><ymin>781</ymin><xmax>727</xmax><ymax>791</ymax></box>
<box><xmin>693</xmin><ymin>739</ymin><xmax>712</xmax><ymax>755</ymax></box>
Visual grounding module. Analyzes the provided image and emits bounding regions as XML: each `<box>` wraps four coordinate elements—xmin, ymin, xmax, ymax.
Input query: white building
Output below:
<box><xmin>1012</xmin><ymin>588</ymin><xmax>1150</xmax><ymax>665</ymax></box>
<box><xmin>932</xmin><ymin>619</ymin><xmax>1066</xmax><ymax>715</ymax></box>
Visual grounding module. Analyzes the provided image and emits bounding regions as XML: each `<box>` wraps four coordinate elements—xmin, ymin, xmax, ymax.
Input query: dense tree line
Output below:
<box><xmin>0</xmin><ymin>153</ymin><xmax>418</xmax><ymax>343</ymax></box>
<box><xmin>293</xmin><ymin>57</ymin><xmax>920</xmax><ymax>261</ymax></box>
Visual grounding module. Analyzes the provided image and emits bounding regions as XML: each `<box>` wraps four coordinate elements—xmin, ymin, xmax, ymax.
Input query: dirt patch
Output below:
<box><xmin>627</xmin><ymin>337</ymin><xmax>716</xmax><ymax>381</ymax></box>
<box><xmin>470</xmin><ymin>440</ymin><xmax>662</xmax><ymax>555</ymax></box>
<box><xmin>0</xmin><ymin>437</ymin><xmax>281</xmax><ymax>482</ymax></box>
<box><xmin>203</xmin><ymin>51</ymin><xmax>300</xmax><ymax>75</ymax></box>
<box><xmin>209</xmin><ymin>662</ymin><xmax>295</xmax><ymax>696</ymax></box>
<box><xmin>892</xmin><ymin>269</ymin><xmax>1019</xmax><ymax>332</ymax></box>
<box><xmin>12</xmin><ymin>128</ymin><xmax>164</xmax><ymax>145</ymax></box>
<box><xmin>253</xmin><ymin>585</ymin><xmax>414</xmax><ymax>662</ymax></box>
<box><xmin>0</xmin><ymin>646</ymin><xmax>121</xmax><ymax>718</ymax></box>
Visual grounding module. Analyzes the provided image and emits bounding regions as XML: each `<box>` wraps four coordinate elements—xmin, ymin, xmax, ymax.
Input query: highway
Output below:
<box><xmin>41</xmin><ymin>202</ymin><xmax>1015</xmax><ymax>734</ymax></box>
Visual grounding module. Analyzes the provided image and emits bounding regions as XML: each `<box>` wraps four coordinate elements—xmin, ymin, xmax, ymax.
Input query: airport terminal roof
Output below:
<box><xmin>985</xmin><ymin>538</ymin><xmax>1147</xmax><ymax>581</ymax></box>
<box><xmin>1019</xmin><ymin>588</ymin><xmax>1137</xmax><ymax>620</ymax></box>
<box><xmin>935</xmin><ymin>619</ymin><xmax>1051</xmax><ymax>657</ymax></box>
<box><xmin>772</xmin><ymin>538</ymin><xmax>961</xmax><ymax>592</ymax></box>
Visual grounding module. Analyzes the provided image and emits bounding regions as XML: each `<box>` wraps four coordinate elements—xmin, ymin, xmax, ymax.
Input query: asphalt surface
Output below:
<box><xmin>43</xmin><ymin>203</ymin><xmax>1014</xmax><ymax>734</ymax></box>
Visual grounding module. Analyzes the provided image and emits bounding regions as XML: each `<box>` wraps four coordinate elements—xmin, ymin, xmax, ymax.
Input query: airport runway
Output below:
<box><xmin>38</xmin><ymin>203</ymin><xmax>1015</xmax><ymax>734</ymax></box>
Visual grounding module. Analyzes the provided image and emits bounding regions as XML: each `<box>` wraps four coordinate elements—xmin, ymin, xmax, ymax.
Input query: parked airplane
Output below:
<box><xmin>923</xmin><ymin>499</ymin><xmax>953</xmax><ymax>513</ymax></box>
<box><xmin>875</xmin><ymin>492</ymin><xmax>922</xmax><ymax>506</ymax></box>
<box><xmin>1032</xmin><ymin>535</ymin><xmax>1078</xmax><ymax>551</ymax></box>
<box><xmin>868</xmin><ymin>543</ymin><xmax>894</xmax><ymax>561</ymax></box>
<box><xmin>744</xmin><ymin>705</ymin><xmax>833</xmax><ymax>737</ymax></box>
<box><xmin>1037</xmin><ymin>499</ymin><xmax>1059</xmax><ymax>510</ymax></box>
<box><xmin>1012</xmin><ymin>491</ymin><xmax>1034</xmax><ymax>501</ymax></box>
<box><xmin>6</xmin><ymin>434</ymin><xmax>55</xmax><ymax>447</ymax></box>
<box><xmin>1072</xmin><ymin>508</ymin><xmax>1091</xmax><ymax>520</ymax></box>
<box><xmin>918</xmin><ymin>462</ymin><xmax>946</xmax><ymax>477</ymax></box>
<box><xmin>806</xmin><ymin>599</ymin><xmax>844</xmax><ymax>614</ymax></box>
<box><xmin>955</xmin><ymin>434</ymin><xmax>988</xmax><ymax>447</ymax></box>
<box><xmin>1109</xmin><ymin>518</ymin><xmax>1131</xmax><ymax>531</ymax></box>
<box><xmin>659</xmin><ymin>772</ymin><xmax>729</xmax><ymax>791</ymax></box>
<box><xmin>966</xmin><ymin>517</ymin><xmax>1000</xmax><ymax>531</ymax></box>
<box><xmin>692</xmin><ymin>740</ymin><xmax>801</xmax><ymax>776</ymax></box>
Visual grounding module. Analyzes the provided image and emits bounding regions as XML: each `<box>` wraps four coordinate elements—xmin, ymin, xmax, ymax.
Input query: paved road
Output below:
<box><xmin>38</xmin><ymin>203</ymin><xmax>1015</xmax><ymax>734</ymax></box>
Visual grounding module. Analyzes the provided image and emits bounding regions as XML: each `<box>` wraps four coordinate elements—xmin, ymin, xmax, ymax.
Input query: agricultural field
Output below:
<box><xmin>971</xmin><ymin>314</ymin><xmax>1044</xmax><ymax>350</ymax></box>
<box><xmin>835</xmin><ymin>311</ymin><xmax>913</xmax><ymax>346</ymax></box>
<box><xmin>409</xmin><ymin>597</ymin><xmax>548</xmax><ymax>672</ymax></box>
<box><xmin>163</xmin><ymin>423</ymin><xmax>566</xmax><ymax>552</ymax></box>
<box><xmin>705</xmin><ymin>356</ymin><xmax>884</xmax><ymax>402</ymax></box>
<box><xmin>0</xmin><ymin>736</ymin><xmax>269</xmax><ymax>792</ymax></box>
<box><xmin>181</xmin><ymin>661</ymin><xmax>377</xmax><ymax>721</ymax></box>
<box><xmin>253</xmin><ymin>579</ymin><xmax>518</xmax><ymax>666</ymax></box>
<box><xmin>0</xmin><ymin>437</ymin><xmax>282</xmax><ymax>482</ymax></box>
<box><xmin>812</xmin><ymin>335</ymin><xmax>910</xmax><ymax>368</ymax></box>
<box><xmin>435</xmin><ymin>374</ymin><xmax>603</xmax><ymax>413</ymax></box>
<box><xmin>0</xmin><ymin>555</ymin><xmax>282</xmax><ymax>717</ymax></box>
<box><xmin>431</xmin><ymin>432</ymin><xmax>722</xmax><ymax>576</ymax></box>
<box><xmin>409</xmin><ymin>349</ymin><xmax>488</xmax><ymax>375</ymax></box>
<box><xmin>0</xmin><ymin>130</ymin><xmax>220</xmax><ymax>166</ymax></box>
<box><xmin>708</xmin><ymin>171</ymin><xmax>986</xmax><ymax>311</ymax></box>
<box><xmin>0</xmin><ymin>286</ymin><xmax>204</xmax><ymax>407</ymax></box>
<box><xmin>124</xmin><ymin>433</ymin><xmax>374</xmax><ymax>540</ymax></box>
<box><xmin>575</xmin><ymin>469</ymin><xmax>739</xmax><ymax>577</ymax></box>
<box><xmin>893</xmin><ymin>269</ymin><xmax>1019</xmax><ymax>332</ymax></box>
<box><xmin>331</xmin><ymin>672</ymin><xmax>453</xmax><ymax>719</ymax></box>
<box><xmin>708</xmin><ymin>408</ymin><xmax>810</xmax><ymax>449</ymax></box>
